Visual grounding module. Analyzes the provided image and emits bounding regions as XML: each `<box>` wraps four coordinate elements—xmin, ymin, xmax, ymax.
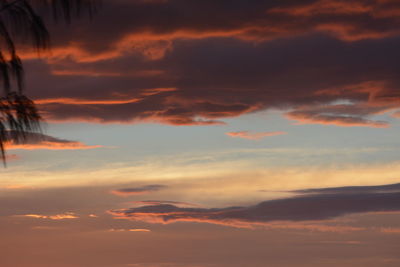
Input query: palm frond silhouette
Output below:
<box><xmin>0</xmin><ymin>0</ymin><xmax>99</xmax><ymax>165</ymax></box>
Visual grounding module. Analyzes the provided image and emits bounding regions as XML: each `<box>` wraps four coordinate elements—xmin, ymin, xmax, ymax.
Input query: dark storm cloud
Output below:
<box><xmin>18</xmin><ymin>0</ymin><xmax>400</xmax><ymax>126</ymax></box>
<box><xmin>109</xmin><ymin>183</ymin><xmax>400</xmax><ymax>228</ymax></box>
<box><xmin>26</xmin><ymin>35</ymin><xmax>400</xmax><ymax>126</ymax></box>
<box><xmin>39</xmin><ymin>0</ymin><xmax>400</xmax><ymax>51</ymax></box>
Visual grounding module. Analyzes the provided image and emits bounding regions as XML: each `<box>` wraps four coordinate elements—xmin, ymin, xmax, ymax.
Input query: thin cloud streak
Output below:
<box><xmin>5</xmin><ymin>132</ymin><xmax>102</xmax><ymax>150</ymax></box>
<box><xmin>130</xmin><ymin>200</ymin><xmax>200</xmax><ymax>207</ymax></box>
<box><xmin>16</xmin><ymin>212</ymin><xmax>79</xmax><ymax>220</ymax></box>
<box><xmin>380</xmin><ymin>227</ymin><xmax>400</xmax><ymax>234</ymax></box>
<box><xmin>111</xmin><ymin>185</ymin><xmax>167</xmax><ymax>197</ymax></box>
<box><xmin>226</xmin><ymin>131</ymin><xmax>287</xmax><ymax>140</ymax></box>
<box><xmin>108</xmin><ymin>228</ymin><xmax>151</xmax><ymax>233</ymax></box>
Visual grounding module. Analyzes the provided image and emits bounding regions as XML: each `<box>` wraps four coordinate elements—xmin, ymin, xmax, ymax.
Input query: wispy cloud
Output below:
<box><xmin>380</xmin><ymin>227</ymin><xmax>400</xmax><ymax>234</ymax></box>
<box><xmin>17</xmin><ymin>212</ymin><xmax>79</xmax><ymax>220</ymax></box>
<box><xmin>226</xmin><ymin>131</ymin><xmax>287</xmax><ymax>140</ymax></box>
<box><xmin>5</xmin><ymin>132</ymin><xmax>102</xmax><ymax>150</ymax></box>
<box><xmin>130</xmin><ymin>200</ymin><xmax>199</xmax><ymax>207</ymax></box>
<box><xmin>293</xmin><ymin>183</ymin><xmax>400</xmax><ymax>195</ymax></box>
<box><xmin>286</xmin><ymin>104</ymin><xmax>391</xmax><ymax>128</ymax></box>
<box><xmin>111</xmin><ymin>185</ymin><xmax>167</xmax><ymax>196</ymax></box>
<box><xmin>108</xmin><ymin>228</ymin><xmax>151</xmax><ymax>233</ymax></box>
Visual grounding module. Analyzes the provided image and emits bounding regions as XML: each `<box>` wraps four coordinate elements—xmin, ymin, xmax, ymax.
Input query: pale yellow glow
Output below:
<box><xmin>1</xmin><ymin>148</ymin><xmax>399</xmax><ymax>206</ymax></box>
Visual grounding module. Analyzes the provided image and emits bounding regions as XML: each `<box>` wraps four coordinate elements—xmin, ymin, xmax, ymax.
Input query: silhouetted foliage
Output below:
<box><xmin>0</xmin><ymin>0</ymin><xmax>99</xmax><ymax>165</ymax></box>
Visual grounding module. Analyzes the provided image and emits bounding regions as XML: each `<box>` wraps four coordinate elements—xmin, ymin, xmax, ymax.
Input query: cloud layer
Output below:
<box><xmin>18</xmin><ymin>0</ymin><xmax>400</xmax><ymax>127</ymax></box>
<box><xmin>109</xmin><ymin>183</ymin><xmax>400</xmax><ymax>228</ymax></box>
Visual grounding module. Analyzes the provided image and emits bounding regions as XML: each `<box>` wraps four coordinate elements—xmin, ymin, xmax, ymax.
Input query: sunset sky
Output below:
<box><xmin>1</xmin><ymin>1</ymin><xmax>400</xmax><ymax>266</ymax></box>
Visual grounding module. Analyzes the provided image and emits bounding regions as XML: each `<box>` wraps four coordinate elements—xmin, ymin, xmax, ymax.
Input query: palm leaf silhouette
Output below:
<box><xmin>0</xmin><ymin>0</ymin><xmax>99</xmax><ymax>165</ymax></box>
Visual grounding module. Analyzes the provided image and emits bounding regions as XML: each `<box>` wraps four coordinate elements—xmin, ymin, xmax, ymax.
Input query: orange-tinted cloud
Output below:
<box><xmin>392</xmin><ymin>111</ymin><xmax>400</xmax><ymax>118</ymax></box>
<box><xmin>380</xmin><ymin>227</ymin><xmax>400</xmax><ymax>234</ymax></box>
<box><xmin>35</xmin><ymin>97</ymin><xmax>142</xmax><ymax>105</ymax></box>
<box><xmin>266</xmin><ymin>0</ymin><xmax>400</xmax><ymax>41</ymax></box>
<box><xmin>19</xmin><ymin>0</ymin><xmax>400</xmax><ymax>65</ymax></box>
<box><xmin>7</xmin><ymin>141</ymin><xmax>102</xmax><ymax>150</ymax></box>
<box><xmin>35</xmin><ymin>87</ymin><xmax>176</xmax><ymax>105</ymax></box>
<box><xmin>269</xmin><ymin>0</ymin><xmax>372</xmax><ymax>16</ymax></box>
<box><xmin>51</xmin><ymin>69</ymin><xmax>165</xmax><ymax>77</ymax></box>
<box><xmin>108</xmin><ymin>228</ymin><xmax>151</xmax><ymax>233</ymax></box>
<box><xmin>17</xmin><ymin>212</ymin><xmax>78</xmax><ymax>220</ymax></box>
<box><xmin>226</xmin><ymin>131</ymin><xmax>287</xmax><ymax>140</ymax></box>
<box><xmin>5</xmin><ymin>132</ymin><xmax>102</xmax><ymax>150</ymax></box>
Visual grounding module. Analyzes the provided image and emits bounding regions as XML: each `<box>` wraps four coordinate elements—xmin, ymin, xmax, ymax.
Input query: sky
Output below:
<box><xmin>1</xmin><ymin>0</ymin><xmax>400</xmax><ymax>266</ymax></box>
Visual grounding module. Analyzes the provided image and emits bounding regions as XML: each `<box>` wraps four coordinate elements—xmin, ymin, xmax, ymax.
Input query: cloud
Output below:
<box><xmin>29</xmin><ymin>0</ymin><xmax>400</xmax><ymax>63</ymax></box>
<box><xmin>266</xmin><ymin>0</ymin><xmax>400</xmax><ymax>41</ymax></box>
<box><xmin>226</xmin><ymin>131</ymin><xmax>287</xmax><ymax>140</ymax></box>
<box><xmin>12</xmin><ymin>1</ymin><xmax>400</xmax><ymax>127</ymax></box>
<box><xmin>381</xmin><ymin>227</ymin><xmax>400</xmax><ymax>234</ymax></box>
<box><xmin>130</xmin><ymin>200</ymin><xmax>200</xmax><ymax>207</ymax></box>
<box><xmin>17</xmin><ymin>212</ymin><xmax>79</xmax><ymax>220</ymax></box>
<box><xmin>5</xmin><ymin>131</ymin><xmax>102</xmax><ymax>150</ymax></box>
<box><xmin>318</xmin><ymin>240</ymin><xmax>363</xmax><ymax>245</ymax></box>
<box><xmin>109</xmin><ymin>183</ymin><xmax>400</xmax><ymax>229</ymax></box>
<box><xmin>287</xmin><ymin>111</ymin><xmax>390</xmax><ymax>128</ymax></box>
<box><xmin>293</xmin><ymin>183</ymin><xmax>400</xmax><ymax>194</ymax></box>
<box><xmin>25</xmin><ymin>35</ymin><xmax>400</xmax><ymax>127</ymax></box>
<box><xmin>111</xmin><ymin>185</ymin><xmax>167</xmax><ymax>196</ymax></box>
<box><xmin>108</xmin><ymin>228</ymin><xmax>151</xmax><ymax>233</ymax></box>
<box><xmin>286</xmin><ymin>103</ymin><xmax>392</xmax><ymax>128</ymax></box>
<box><xmin>31</xmin><ymin>226</ymin><xmax>64</xmax><ymax>230</ymax></box>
